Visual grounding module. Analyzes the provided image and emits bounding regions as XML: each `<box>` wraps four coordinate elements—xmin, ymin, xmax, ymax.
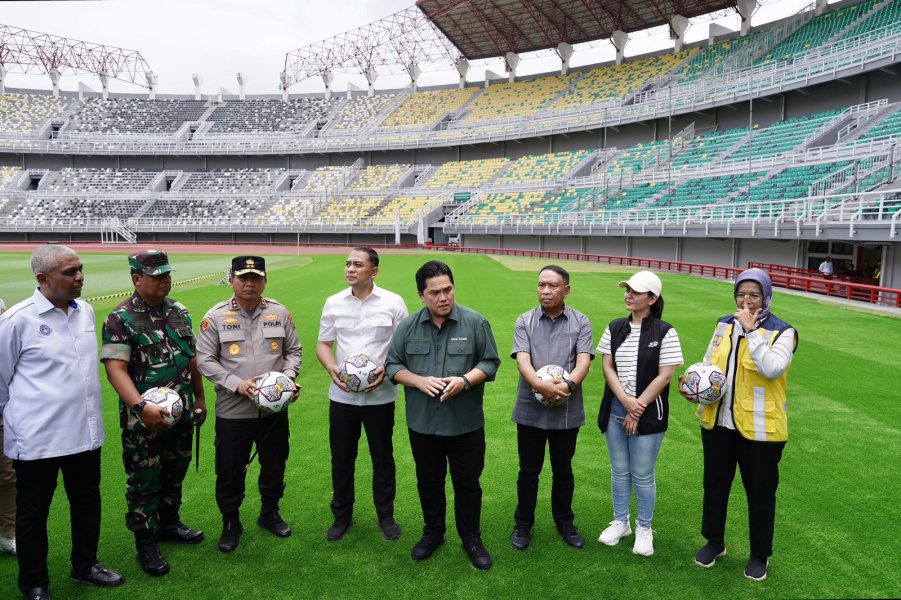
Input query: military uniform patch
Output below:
<box><xmin>264</xmin><ymin>313</ymin><xmax>279</xmax><ymax>321</ymax></box>
<box><xmin>228</xmin><ymin>343</ymin><xmax>241</xmax><ymax>356</ymax></box>
<box><xmin>223</xmin><ymin>317</ymin><xmax>239</xmax><ymax>324</ymax></box>
<box><xmin>200</xmin><ymin>318</ymin><xmax>210</xmax><ymax>333</ymax></box>
<box><xmin>270</xmin><ymin>341</ymin><xmax>280</xmax><ymax>351</ymax></box>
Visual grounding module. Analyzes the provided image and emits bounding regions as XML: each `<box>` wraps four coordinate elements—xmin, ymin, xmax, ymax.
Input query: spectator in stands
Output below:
<box><xmin>596</xmin><ymin>271</ymin><xmax>683</xmax><ymax>558</ymax></box>
<box><xmin>0</xmin><ymin>297</ymin><xmax>14</xmax><ymax>559</ymax></box>
<box><xmin>1</xmin><ymin>245</ymin><xmax>124</xmax><ymax>600</ymax></box>
<box><xmin>687</xmin><ymin>268</ymin><xmax>797</xmax><ymax>582</ymax></box>
<box><xmin>385</xmin><ymin>261</ymin><xmax>501</xmax><ymax>570</ymax></box>
<box><xmin>509</xmin><ymin>266</ymin><xmax>593</xmax><ymax>552</ymax></box>
<box><xmin>818</xmin><ymin>256</ymin><xmax>833</xmax><ymax>277</ymax></box>
<box><xmin>316</xmin><ymin>247</ymin><xmax>409</xmax><ymax>543</ymax></box>
<box><xmin>873</xmin><ymin>260</ymin><xmax>882</xmax><ymax>282</ymax></box>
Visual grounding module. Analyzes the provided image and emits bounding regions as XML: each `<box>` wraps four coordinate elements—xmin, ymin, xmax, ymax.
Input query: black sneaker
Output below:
<box><xmin>744</xmin><ymin>556</ymin><xmax>769</xmax><ymax>581</ymax></box>
<box><xmin>694</xmin><ymin>542</ymin><xmax>727</xmax><ymax>567</ymax></box>
<box><xmin>462</xmin><ymin>537</ymin><xmax>492</xmax><ymax>571</ymax></box>
<box><xmin>379</xmin><ymin>518</ymin><xmax>402</xmax><ymax>541</ymax></box>
<box><xmin>557</xmin><ymin>523</ymin><xmax>585</xmax><ymax>549</ymax></box>
<box><xmin>411</xmin><ymin>535</ymin><xmax>444</xmax><ymax>561</ymax></box>
<box><xmin>326</xmin><ymin>518</ymin><xmax>354</xmax><ymax>542</ymax></box>
<box><xmin>510</xmin><ymin>526</ymin><xmax>531</xmax><ymax>550</ymax></box>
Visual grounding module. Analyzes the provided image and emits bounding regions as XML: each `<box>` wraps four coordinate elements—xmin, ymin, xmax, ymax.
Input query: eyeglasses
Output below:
<box><xmin>734</xmin><ymin>293</ymin><xmax>762</xmax><ymax>301</ymax></box>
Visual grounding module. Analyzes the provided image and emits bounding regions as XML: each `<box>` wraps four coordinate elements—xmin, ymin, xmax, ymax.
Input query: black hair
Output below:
<box><xmin>352</xmin><ymin>246</ymin><xmax>379</xmax><ymax>268</ymax></box>
<box><xmin>649</xmin><ymin>294</ymin><xmax>664</xmax><ymax>319</ymax></box>
<box><xmin>539</xmin><ymin>264</ymin><xmax>570</xmax><ymax>285</ymax></box>
<box><xmin>415</xmin><ymin>260</ymin><xmax>454</xmax><ymax>294</ymax></box>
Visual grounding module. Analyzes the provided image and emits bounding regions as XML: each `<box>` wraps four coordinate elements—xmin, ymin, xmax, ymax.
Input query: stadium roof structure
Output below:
<box><xmin>417</xmin><ymin>0</ymin><xmax>739</xmax><ymax>60</ymax></box>
<box><xmin>0</xmin><ymin>24</ymin><xmax>153</xmax><ymax>87</ymax></box>
<box><xmin>284</xmin><ymin>0</ymin><xmax>740</xmax><ymax>87</ymax></box>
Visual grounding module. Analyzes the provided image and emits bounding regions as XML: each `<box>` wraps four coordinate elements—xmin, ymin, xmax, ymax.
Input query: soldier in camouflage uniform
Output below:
<box><xmin>101</xmin><ymin>250</ymin><xmax>207</xmax><ymax>578</ymax></box>
<box><xmin>197</xmin><ymin>255</ymin><xmax>301</xmax><ymax>553</ymax></box>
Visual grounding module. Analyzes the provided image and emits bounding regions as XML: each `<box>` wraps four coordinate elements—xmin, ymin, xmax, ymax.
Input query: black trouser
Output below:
<box><xmin>701</xmin><ymin>426</ymin><xmax>786</xmax><ymax>558</ymax></box>
<box><xmin>408</xmin><ymin>427</ymin><xmax>484</xmax><ymax>542</ymax></box>
<box><xmin>514</xmin><ymin>424</ymin><xmax>579</xmax><ymax>530</ymax></box>
<box><xmin>13</xmin><ymin>448</ymin><xmax>101</xmax><ymax>594</ymax></box>
<box><xmin>215</xmin><ymin>412</ymin><xmax>289</xmax><ymax>518</ymax></box>
<box><xmin>329</xmin><ymin>400</ymin><xmax>396</xmax><ymax>524</ymax></box>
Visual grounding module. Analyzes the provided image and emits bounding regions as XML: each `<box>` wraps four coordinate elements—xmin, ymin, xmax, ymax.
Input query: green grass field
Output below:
<box><xmin>1</xmin><ymin>250</ymin><xmax>899</xmax><ymax>599</ymax></box>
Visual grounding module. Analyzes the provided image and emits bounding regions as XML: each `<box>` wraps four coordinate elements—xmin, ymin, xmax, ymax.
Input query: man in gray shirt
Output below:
<box><xmin>510</xmin><ymin>265</ymin><xmax>594</xmax><ymax>551</ymax></box>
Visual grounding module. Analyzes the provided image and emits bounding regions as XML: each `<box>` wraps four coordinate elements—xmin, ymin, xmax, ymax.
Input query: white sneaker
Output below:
<box><xmin>598</xmin><ymin>520</ymin><xmax>631</xmax><ymax>546</ymax></box>
<box><xmin>0</xmin><ymin>536</ymin><xmax>15</xmax><ymax>556</ymax></box>
<box><xmin>633</xmin><ymin>525</ymin><xmax>654</xmax><ymax>556</ymax></box>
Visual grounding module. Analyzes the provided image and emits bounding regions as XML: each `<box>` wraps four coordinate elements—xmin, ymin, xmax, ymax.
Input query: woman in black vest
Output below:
<box><xmin>596</xmin><ymin>271</ymin><xmax>683</xmax><ymax>557</ymax></box>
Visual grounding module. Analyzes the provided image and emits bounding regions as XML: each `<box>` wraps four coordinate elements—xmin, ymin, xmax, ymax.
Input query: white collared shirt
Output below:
<box><xmin>0</xmin><ymin>288</ymin><xmax>104</xmax><ymax>460</ymax></box>
<box><xmin>318</xmin><ymin>283</ymin><xmax>408</xmax><ymax>406</ymax></box>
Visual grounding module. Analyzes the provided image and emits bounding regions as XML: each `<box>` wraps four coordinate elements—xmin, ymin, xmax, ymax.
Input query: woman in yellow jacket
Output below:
<box><xmin>684</xmin><ymin>268</ymin><xmax>797</xmax><ymax>581</ymax></box>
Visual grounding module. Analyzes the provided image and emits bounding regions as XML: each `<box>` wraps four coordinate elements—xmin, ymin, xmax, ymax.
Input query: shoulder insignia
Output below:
<box><xmin>259</xmin><ymin>298</ymin><xmax>268</xmax><ymax>308</ymax></box>
<box><xmin>200</xmin><ymin>318</ymin><xmax>210</xmax><ymax>333</ymax></box>
<box><xmin>230</xmin><ymin>298</ymin><xmax>239</xmax><ymax>310</ymax></box>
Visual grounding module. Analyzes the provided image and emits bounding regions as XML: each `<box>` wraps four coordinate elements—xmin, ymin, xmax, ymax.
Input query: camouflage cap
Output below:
<box><xmin>129</xmin><ymin>250</ymin><xmax>175</xmax><ymax>276</ymax></box>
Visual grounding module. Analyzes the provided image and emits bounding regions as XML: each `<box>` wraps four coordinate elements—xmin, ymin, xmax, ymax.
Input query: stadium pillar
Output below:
<box><xmin>192</xmin><ymin>73</ymin><xmax>203</xmax><ymax>100</ymax></box>
<box><xmin>670</xmin><ymin>15</ymin><xmax>689</xmax><ymax>52</ymax></box>
<box><xmin>320</xmin><ymin>70</ymin><xmax>333</xmax><ymax>99</ymax></box>
<box><xmin>49</xmin><ymin>68</ymin><xmax>61</xmax><ymax>97</ymax></box>
<box><xmin>504</xmin><ymin>52</ymin><xmax>520</xmax><ymax>82</ymax></box>
<box><xmin>406</xmin><ymin>62</ymin><xmax>421</xmax><ymax>90</ymax></box>
<box><xmin>556</xmin><ymin>43</ymin><xmax>573</xmax><ymax>75</ymax></box>
<box><xmin>707</xmin><ymin>23</ymin><xmax>732</xmax><ymax>46</ymax></box>
<box><xmin>737</xmin><ymin>0</ymin><xmax>757</xmax><ymax>36</ymax></box>
<box><xmin>281</xmin><ymin>71</ymin><xmax>290</xmax><ymax>102</ymax></box>
<box><xmin>0</xmin><ymin>65</ymin><xmax>6</xmax><ymax>95</ymax></box>
<box><xmin>611</xmin><ymin>31</ymin><xmax>629</xmax><ymax>65</ymax></box>
<box><xmin>237</xmin><ymin>73</ymin><xmax>247</xmax><ymax>101</ymax></box>
<box><xmin>454</xmin><ymin>57</ymin><xmax>470</xmax><ymax>88</ymax></box>
<box><xmin>99</xmin><ymin>72</ymin><xmax>109</xmax><ymax>100</ymax></box>
<box><xmin>145</xmin><ymin>72</ymin><xmax>157</xmax><ymax>100</ymax></box>
<box><xmin>365</xmin><ymin>67</ymin><xmax>378</xmax><ymax>96</ymax></box>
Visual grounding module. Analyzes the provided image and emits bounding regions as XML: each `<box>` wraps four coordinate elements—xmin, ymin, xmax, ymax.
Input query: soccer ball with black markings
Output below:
<box><xmin>141</xmin><ymin>387</ymin><xmax>184</xmax><ymax>426</ymax></box>
<box><xmin>532</xmin><ymin>364</ymin><xmax>571</xmax><ymax>406</ymax></box>
<box><xmin>679</xmin><ymin>362</ymin><xmax>726</xmax><ymax>405</ymax></box>
<box><xmin>255</xmin><ymin>371</ymin><xmax>295</xmax><ymax>414</ymax></box>
<box><xmin>338</xmin><ymin>354</ymin><xmax>379</xmax><ymax>393</ymax></box>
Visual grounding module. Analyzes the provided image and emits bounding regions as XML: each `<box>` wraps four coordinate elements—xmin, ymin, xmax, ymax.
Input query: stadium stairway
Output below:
<box><xmin>839</xmin><ymin>102</ymin><xmax>901</xmax><ymax>144</ymax></box>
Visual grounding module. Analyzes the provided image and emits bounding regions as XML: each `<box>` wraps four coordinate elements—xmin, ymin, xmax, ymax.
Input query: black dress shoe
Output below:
<box><xmin>411</xmin><ymin>535</ymin><xmax>444</xmax><ymax>561</ymax></box>
<box><xmin>70</xmin><ymin>562</ymin><xmax>125</xmax><ymax>587</ymax></box>
<box><xmin>510</xmin><ymin>526</ymin><xmax>531</xmax><ymax>550</ymax></box>
<box><xmin>258</xmin><ymin>511</ymin><xmax>292</xmax><ymax>537</ymax></box>
<box><xmin>159</xmin><ymin>521</ymin><xmax>205</xmax><ymax>544</ymax></box>
<box><xmin>326</xmin><ymin>518</ymin><xmax>353</xmax><ymax>542</ymax></box>
<box><xmin>462</xmin><ymin>537</ymin><xmax>493</xmax><ymax>570</ymax></box>
<box><xmin>218</xmin><ymin>519</ymin><xmax>244</xmax><ymax>553</ymax></box>
<box><xmin>22</xmin><ymin>587</ymin><xmax>50</xmax><ymax>600</ymax></box>
<box><xmin>379</xmin><ymin>518</ymin><xmax>402</xmax><ymax>541</ymax></box>
<box><xmin>557</xmin><ymin>523</ymin><xmax>585</xmax><ymax>549</ymax></box>
<box><xmin>136</xmin><ymin>543</ymin><xmax>170</xmax><ymax>576</ymax></box>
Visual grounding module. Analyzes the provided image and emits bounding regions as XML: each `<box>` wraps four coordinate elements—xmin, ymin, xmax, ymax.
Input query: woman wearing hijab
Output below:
<box><xmin>686</xmin><ymin>268</ymin><xmax>798</xmax><ymax>581</ymax></box>
<box><xmin>596</xmin><ymin>271</ymin><xmax>683</xmax><ymax>557</ymax></box>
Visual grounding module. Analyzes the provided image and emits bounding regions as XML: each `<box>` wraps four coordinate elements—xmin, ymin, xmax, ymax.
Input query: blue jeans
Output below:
<box><xmin>604</xmin><ymin>400</ymin><xmax>664</xmax><ymax>528</ymax></box>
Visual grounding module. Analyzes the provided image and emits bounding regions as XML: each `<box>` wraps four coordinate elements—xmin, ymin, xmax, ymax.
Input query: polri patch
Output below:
<box><xmin>228</xmin><ymin>343</ymin><xmax>241</xmax><ymax>356</ymax></box>
<box><xmin>200</xmin><ymin>318</ymin><xmax>210</xmax><ymax>333</ymax></box>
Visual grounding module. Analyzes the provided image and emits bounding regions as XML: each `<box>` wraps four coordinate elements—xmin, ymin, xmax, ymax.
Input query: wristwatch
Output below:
<box><xmin>130</xmin><ymin>401</ymin><xmax>147</xmax><ymax>417</ymax></box>
<box><xmin>565</xmin><ymin>379</ymin><xmax>577</xmax><ymax>393</ymax></box>
<box><xmin>460</xmin><ymin>375</ymin><xmax>471</xmax><ymax>390</ymax></box>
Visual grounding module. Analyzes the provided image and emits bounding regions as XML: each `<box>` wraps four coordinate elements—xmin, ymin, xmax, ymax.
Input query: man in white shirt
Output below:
<box><xmin>316</xmin><ymin>247</ymin><xmax>408</xmax><ymax>542</ymax></box>
<box><xmin>0</xmin><ymin>245</ymin><xmax>123</xmax><ymax>600</ymax></box>
<box><xmin>818</xmin><ymin>256</ymin><xmax>833</xmax><ymax>277</ymax></box>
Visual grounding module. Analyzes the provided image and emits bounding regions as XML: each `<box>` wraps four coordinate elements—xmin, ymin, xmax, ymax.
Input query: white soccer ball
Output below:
<box><xmin>532</xmin><ymin>364</ymin><xmax>571</xmax><ymax>406</ymax></box>
<box><xmin>255</xmin><ymin>371</ymin><xmax>295</xmax><ymax>414</ymax></box>
<box><xmin>338</xmin><ymin>353</ymin><xmax>380</xmax><ymax>393</ymax></box>
<box><xmin>141</xmin><ymin>386</ymin><xmax>184</xmax><ymax>426</ymax></box>
<box><xmin>679</xmin><ymin>362</ymin><xmax>727</xmax><ymax>405</ymax></box>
